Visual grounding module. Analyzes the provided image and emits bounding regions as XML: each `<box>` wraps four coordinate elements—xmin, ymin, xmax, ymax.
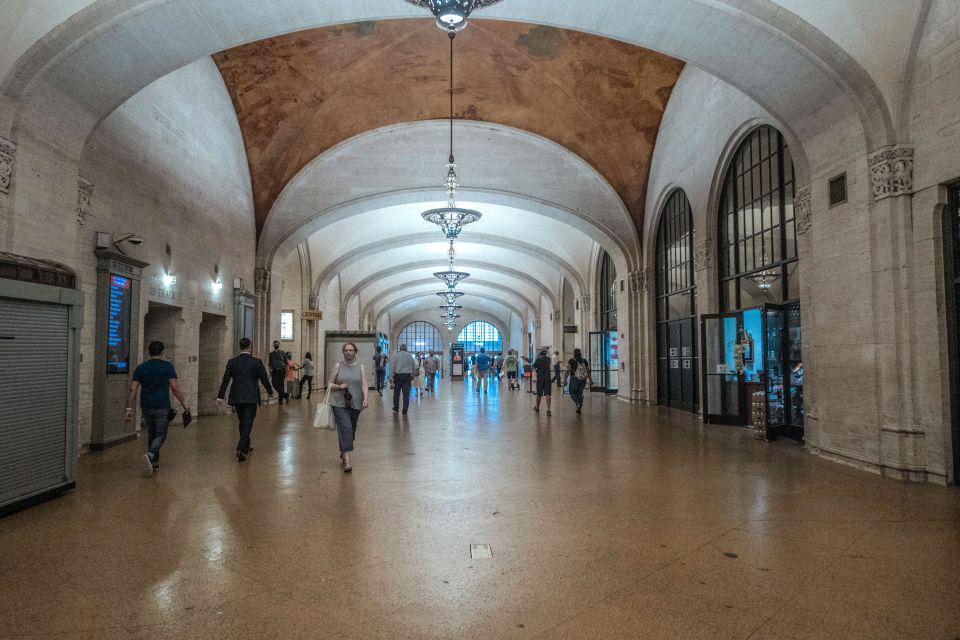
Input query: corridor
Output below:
<box><xmin>1</xmin><ymin>385</ymin><xmax>958</xmax><ymax>639</ymax></box>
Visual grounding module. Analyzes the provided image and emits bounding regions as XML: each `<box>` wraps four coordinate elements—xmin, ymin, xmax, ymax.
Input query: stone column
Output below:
<box><xmin>866</xmin><ymin>146</ymin><xmax>926</xmax><ymax>480</ymax></box>
<box><xmin>254</xmin><ymin>267</ymin><xmax>271</xmax><ymax>360</ymax></box>
<box><xmin>627</xmin><ymin>268</ymin><xmax>647</xmax><ymax>402</ymax></box>
<box><xmin>0</xmin><ymin>136</ymin><xmax>15</xmax><ymax>219</ymax></box>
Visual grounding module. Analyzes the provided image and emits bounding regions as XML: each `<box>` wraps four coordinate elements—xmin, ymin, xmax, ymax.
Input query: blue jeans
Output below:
<box><xmin>142</xmin><ymin>407</ymin><xmax>171</xmax><ymax>467</ymax></box>
<box><xmin>568</xmin><ymin>377</ymin><xmax>586</xmax><ymax>407</ymax></box>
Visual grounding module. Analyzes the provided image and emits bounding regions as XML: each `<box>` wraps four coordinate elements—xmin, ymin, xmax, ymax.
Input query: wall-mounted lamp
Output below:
<box><xmin>212</xmin><ymin>264</ymin><xmax>223</xmax><ymax>291</ymax></box>
<box><xmin>162</xmin><ymin>272</ymin><xmax>176</xmax><ymax>286</ymax></box>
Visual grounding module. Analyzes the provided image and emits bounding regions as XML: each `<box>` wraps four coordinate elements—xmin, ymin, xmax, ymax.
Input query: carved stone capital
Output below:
<box><xmin>637</xmin><ymin>268</ymin><xmax>648</xmax><ymax>293</ymax></box>
<box><xmin>868</xmin><ymin>146</ymin><xmax>913</xmax><ymax>200</ymax></box>
<box><xmin>308</xmin><ymin>294</ymin><xmax>319</xmax><ymax>310</ymax></box>
<box><xmin>0</xmin><ymin>137</ymin><xmax>15</xmax><ymax>195</ymax></box>
<box><xmin>338</xmin><ymin>308</ymin><xmax>347</xmax><ymax>327</ymax></box>
<box><xmin>254</xmin><ymin>267</ymin><xmax>271</xmax><ymax>293</ymax></box>
<box><xmin>580</xmin><ymin>295</ymin><xmax>591</xmax><ymax>313</ymax></box>
<box><xmin>76</xmin><ymin>178</ymin><xmax>94</xmax><ymax>225</ymax></box>
<box><xmin>795</xmin><ymin>185</ymin><xmax>812</xmax><ymax>235</ymax></box>
<box><xmin>693</xmin><ymin>240</ymin><xmax>711</xmax><ymax>272</ymax></box>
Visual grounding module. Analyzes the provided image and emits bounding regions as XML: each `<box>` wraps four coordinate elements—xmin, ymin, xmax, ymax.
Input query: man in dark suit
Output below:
<box><xmin>217</xmin><ymin>337</ymin><xmax>273</xmax><ymax>461</ymax></box>
<box><xmin>268</xmin><ymin>339</ymin><xmax>289</xmax><ymax>404</ymax></box>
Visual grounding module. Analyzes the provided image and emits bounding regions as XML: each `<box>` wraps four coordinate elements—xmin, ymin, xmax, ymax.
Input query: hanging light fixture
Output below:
<box><xmin>420</xmin><ymin>26</ymin><xmax>481</xmax><ymax>240</ymax></box>
<box><xmin>437</xmin><ymin>290</ymin><xmax>465</xmax><ymax>304</ymax></box>
<box><xmin>439</xmin><ymin>304</ymin><xmax>463</xmax><ymax>314</ymax></box>
<box><xmin>403</xmin><ymin>0</ymin><xmax>503</xmax><ymax>33</ymax></box>
<box><xmin>434</xmin><ymin>238</ymin><xmax>470</xmax><ymax>288</ymax></box>
<box><xmin>747</xmin><ymin>248</ymin><xmax>781</xmax><ymax>291</ymax></box>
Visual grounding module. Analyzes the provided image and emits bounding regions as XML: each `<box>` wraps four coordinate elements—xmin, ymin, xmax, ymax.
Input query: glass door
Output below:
<box><xmin>701</xmin><ymin>313</ymin><xmax>744</xmax><ymax>424</ymax></box>
<box><xmin>606</xmin><ymin>330</ymin><xmax>619</xmax><ymax>393</ymax></box>
<box><xmin>763</xmin><ymin>305</ymin><xmax>787</xmax><ymax>440</ymax></box>
<box><xmin>786</xmin><ymin>302</ymin><xmax>804</xmax><ymax>440</ymax></box>
<box><xmin>589</xmin><ymin>331</ymin><xmax>606</xmax><ymax>392</ymax></box>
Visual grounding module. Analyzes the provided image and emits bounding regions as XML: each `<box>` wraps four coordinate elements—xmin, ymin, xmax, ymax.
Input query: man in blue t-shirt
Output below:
<box><xmin>126</xmin><ymin>340</ymin><xmax>189</xmax><ymax>476</ymax></box>
<box><xmin>474</xmin><ymin>346</ymin><xmax>493</xmax><ymax>393</ymax></box>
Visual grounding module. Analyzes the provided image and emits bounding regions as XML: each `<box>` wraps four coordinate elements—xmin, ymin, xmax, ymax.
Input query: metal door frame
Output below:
<box><xmin>700</xmin><ymin>312</ymin><xmax>745</xmax><ymax>425</ymax></box>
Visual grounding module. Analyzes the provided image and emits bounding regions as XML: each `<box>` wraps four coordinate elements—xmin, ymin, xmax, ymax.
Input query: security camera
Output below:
<box><xmin>126</xmin><ymin>235</ymin><xmax>144</xmax><ymax>246</ymax></box>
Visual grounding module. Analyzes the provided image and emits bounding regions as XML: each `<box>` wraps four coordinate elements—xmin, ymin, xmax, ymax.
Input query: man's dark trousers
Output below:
<box><xmin>270</xmin><ymin>369</ymin><xmax>287</xmax><ymax>402</ymax></box>
<box><xmin>393</xmin><ymin>373</ymin><xmax>412</xmax><ymax>412</ymax></box>
<box><xmin>235</xmin><ymin>403</ymin><xmax>257</xmax><ymax>453</ymax></box>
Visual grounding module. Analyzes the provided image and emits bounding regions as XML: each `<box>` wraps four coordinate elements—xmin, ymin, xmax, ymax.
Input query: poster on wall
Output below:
<box><xmin>451</xmin><ymin>344</ymin><xmax>465</xmax><ymax>377</ymax></box>
<box><xmin>107</xmin><ymin>275</ymin><xmax>132</xmax><ymax>374</ymax></box>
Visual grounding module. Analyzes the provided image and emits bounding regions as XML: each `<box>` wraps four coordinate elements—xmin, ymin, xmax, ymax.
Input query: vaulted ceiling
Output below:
<box><xmin>213</xmin><ymin>19</ymin><xmax>685</xmax><ymax>236</ymax></box>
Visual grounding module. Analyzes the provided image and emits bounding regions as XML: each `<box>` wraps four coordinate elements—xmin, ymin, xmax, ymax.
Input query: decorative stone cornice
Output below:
<box><xmin>0</xmin><ymin>137</ymin><xmax>15</xmax><ymax>195</ymax></box>
<box><xmin>693</xmin><ymin>240</ymin><xmax>711</xmax><ymax>272</ymax></box>
<box><xmin>795</xmin><ymin>186</ymin><xmax>812</xmax><ymax>235</ymax></box>
<box><xmin>868</xmin><ymin>145</ymin><xmax>913</xmax><ymax>200</ymax></box>
<box><xmin>76</xmin><ymin>178</ymin><xmax>93</xmax><ymax>225</ymax></box>
<box><xmin>254</xmin><ymin>267</ymin><xmax>271</xmax><ymax>293</ymax></box>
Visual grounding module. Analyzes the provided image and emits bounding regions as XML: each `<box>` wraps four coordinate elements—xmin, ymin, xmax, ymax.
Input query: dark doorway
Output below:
<box><xmin>198</xmin><ymin>313</ymin><xmax>226</xmax><ymax>416</ymax></box>
<box><xmin>944</xmin><ymin>182</ymin><xmax>960</xmax><ymax>483</ymax></box>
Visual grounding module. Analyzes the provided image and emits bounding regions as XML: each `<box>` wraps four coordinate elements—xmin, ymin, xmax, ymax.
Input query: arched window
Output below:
<box><xmin>396</xmin><ymin>321</ymin><xmax>443</xmax><ymax>355</ymax></box>
<box><xmin>457</xmin><ymin>321</ymin><xmax>502</xmax><ymax>353</ymax></box>
<box><xmin>599</xmin><ymin>252</ymin><xmax>617</xmax><ymax>330</ymax></box>
<box><xmin>655</xmin><ymin>189</ymin><xmax>697</xmax><ymax>412</ymax></box>
<box><xmin>718</xmin><ymin>125</ymin><xmax>798</xmax><ymax>310</ymax></box>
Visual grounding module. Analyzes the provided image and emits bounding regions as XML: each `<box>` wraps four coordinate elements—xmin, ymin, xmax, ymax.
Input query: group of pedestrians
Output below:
<box><xmin>125</xmin><ymin>337</ymin><xmax>594</xmax><ymax>478</ymax></box>
<box><xmin>268</xmin><ymin>341</ymin><xmax>314</xmax><ymax>404</ymax></box>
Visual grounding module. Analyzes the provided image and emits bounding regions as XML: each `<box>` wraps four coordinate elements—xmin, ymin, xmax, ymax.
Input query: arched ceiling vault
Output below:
<box><xmin>313</xmin><ymin>232</ymin><xmax>587</xmax><ymax>299</ymax></box>
<box><xmin>376</xmin><ymin>293</ymin><xmax>521</xmax><ymax>329</ymax></box>
<box><xmin>363</xmin><ymin>278</ymin><xmax>542</xmax><ymax>324</ymax></box>
<box><xmin>343</xmin><ymin>259</ymin><xmax>559</xmax><ymax>311</ymax></box>
<box><xmin>213</xmin><ymin>20</ymin><xmax>683</xmax><ymax>234</ymax></box>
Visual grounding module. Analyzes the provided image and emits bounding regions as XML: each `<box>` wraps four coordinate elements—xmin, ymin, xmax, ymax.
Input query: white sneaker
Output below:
<box><xmin>142</xmin><ymin>453</ymin><xmax>155</xmax><ymax>477</ymax></box>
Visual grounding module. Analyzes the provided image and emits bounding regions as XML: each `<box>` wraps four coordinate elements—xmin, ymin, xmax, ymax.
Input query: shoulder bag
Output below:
<box><xmin>313</xmin><ymin>385</ymin><xmax>336</xmax><ymax>430</ymax></box>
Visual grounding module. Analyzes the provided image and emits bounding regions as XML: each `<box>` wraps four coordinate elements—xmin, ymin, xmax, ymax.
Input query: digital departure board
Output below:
<box><xmin>107</xmin><ymin>275</ymin><xmax>132</xmax><ymax>373</ymax></box>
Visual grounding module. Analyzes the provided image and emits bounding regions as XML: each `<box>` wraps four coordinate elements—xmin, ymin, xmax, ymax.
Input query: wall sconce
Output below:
<box><xmin>162</xmin><ymin>272</ymin><xmax>176</xmax><ymax>286</ymax></box>
<box><xmin>212</xmin><ymin>264</ymin><xmax>223</xmax><ymax>291</ymax></box>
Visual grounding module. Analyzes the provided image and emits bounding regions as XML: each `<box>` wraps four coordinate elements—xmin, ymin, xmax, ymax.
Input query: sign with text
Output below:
<box><xmin>301</xmin><ymin>310</ymin><xmax>323</xmax><ymax>320</ymax></box>
<box><xmin>107</xmin><ymin>275</ymin><xmax>132</xmax><ymax>374</ymax></box>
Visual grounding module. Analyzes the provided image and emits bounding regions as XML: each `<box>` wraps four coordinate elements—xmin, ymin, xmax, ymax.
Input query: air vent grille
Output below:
<box><xmin>828</xmin><ymin>173</ymin><xmax>847</xmax><ymax>207</ymax></box>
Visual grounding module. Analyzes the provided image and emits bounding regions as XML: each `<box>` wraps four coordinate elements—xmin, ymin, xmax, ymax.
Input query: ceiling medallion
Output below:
<box><xmin>403</xmin><ymin>0</ymin><xmax>504</xmax><ymax>32</ymax></box>
<box><xmin>420</xmin><ymin>21</ymin><xmax>482</xmax><ymax>240</ymax></box>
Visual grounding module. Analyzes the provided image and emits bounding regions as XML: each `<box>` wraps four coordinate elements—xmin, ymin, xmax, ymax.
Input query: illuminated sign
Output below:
<box><xmin>107</xmin><ymin>275</ymin><xmax>132</xmax><ymax>374</ymax></box>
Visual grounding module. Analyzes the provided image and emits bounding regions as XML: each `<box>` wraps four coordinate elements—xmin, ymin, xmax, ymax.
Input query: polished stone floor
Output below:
<box><xmin>2</xmin><ymin>378</ymin><xmax>959</xmax><ymax>639</ymax></box>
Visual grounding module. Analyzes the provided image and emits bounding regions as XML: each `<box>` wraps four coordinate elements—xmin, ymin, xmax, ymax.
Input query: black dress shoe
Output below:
<box><xmin>236</xmin><ymin>451</ymin><xmax>246</xmax><ymax>462</ymax></box>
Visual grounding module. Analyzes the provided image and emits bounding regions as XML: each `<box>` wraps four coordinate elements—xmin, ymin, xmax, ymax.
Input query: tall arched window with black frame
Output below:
<box><xmin>655</xmin><ymin>189</ymin><xmax>698</xmax><ymax>413</ymax></box>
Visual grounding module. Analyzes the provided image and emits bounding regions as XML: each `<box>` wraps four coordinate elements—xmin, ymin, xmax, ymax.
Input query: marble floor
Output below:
<box><xmin>1</xmin><ymin>379</ymin><xmax>959</xmax><ymax>639</ymax></box>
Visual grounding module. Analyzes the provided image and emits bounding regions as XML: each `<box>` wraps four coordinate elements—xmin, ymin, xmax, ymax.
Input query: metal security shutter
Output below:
<box><xmin>0</xmin><ymin>298</ymin><xmax>70</xmax><ymax>506</ymax></box>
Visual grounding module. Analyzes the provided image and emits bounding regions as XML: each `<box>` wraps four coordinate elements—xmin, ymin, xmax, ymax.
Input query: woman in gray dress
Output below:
<box><xmin>328</xmin><ymin>342</ymin><xmax>369</xmax><ymax>472</ymax></box>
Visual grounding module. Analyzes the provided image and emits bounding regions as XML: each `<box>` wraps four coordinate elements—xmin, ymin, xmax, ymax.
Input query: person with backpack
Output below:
<box><xmin>566</xmin><ymin>348</ymin><xmax>592</xmax><ymax>413</ymax></box>
<box><xmin>503</xmin><ymin>349</ymin><xmax>519</xmax><ymax>390</ymax></box>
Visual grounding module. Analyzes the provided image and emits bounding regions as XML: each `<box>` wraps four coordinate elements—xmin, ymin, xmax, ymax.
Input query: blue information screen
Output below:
<box><xmin>107</xmin><ymin>275</ymin><xmax>132</xmax><ymax>374</ymax></box>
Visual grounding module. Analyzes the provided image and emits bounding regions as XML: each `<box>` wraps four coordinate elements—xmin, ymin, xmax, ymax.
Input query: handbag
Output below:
<box><xmin>313</xmin><ymin>386</ymin><xmax>336</xmax><ymax>430</ymax></box>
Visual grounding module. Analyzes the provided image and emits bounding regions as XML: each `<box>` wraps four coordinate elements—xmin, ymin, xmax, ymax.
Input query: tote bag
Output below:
<box><xmin>313</xmin><ymin>386</ymin><xmax>335</xmax><ymax>430</ymax></box>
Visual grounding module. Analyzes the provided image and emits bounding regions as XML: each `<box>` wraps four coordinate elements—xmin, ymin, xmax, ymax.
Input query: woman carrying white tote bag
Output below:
<box><xmin>313</xmin><ymin>385</ymin><xmax>335</xmax><ymax>430</ymax></box>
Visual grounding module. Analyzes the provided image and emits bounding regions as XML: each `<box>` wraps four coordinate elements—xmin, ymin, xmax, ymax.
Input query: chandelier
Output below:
<box><xmin>748</xmin><ymin>249</ymin><xmax>781</xmax><ymax>291</ymax></box>
<box><xmin>403</xmin><ymin>0</ymin><xmax>504</xmax><ymax>33</ymax></box>
<box><xmin>439</xmin><ymin>304</ymin><xmax>463</xmax><ymax>314</ymax></box>
<box><xmin>434</xmin><ymin>239</ymin><xmax>470</xmax><ymax>288</ymax></box>
<box><xmin>420</xmin><ymin>22</ymin><xmax>481</xmax><ymax>240</ymax></box>
<box><xmin>437</xmin><ymin>290</ymin><xmax>465</xmax><ymax>304</ymax></box>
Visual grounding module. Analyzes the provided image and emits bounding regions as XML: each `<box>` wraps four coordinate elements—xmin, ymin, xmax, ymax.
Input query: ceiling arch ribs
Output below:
<box><xmin>376</xmin><ymin>294</ymin><xmax>519</xmax><ymax>329</ymax></box>
<box><xmin>343</xmin><ymin>259</ymin><xmax>558</xmax><ymax>312</ymax></box>
<box><xmin>365</xmin><ymin>279</ymin><xmax>537</xmax><ymax>324</ymax></box>
<box><xmin>312</xmin><ymin>232</ymin><xmax>587</xmax><ymax>300</ymax></box>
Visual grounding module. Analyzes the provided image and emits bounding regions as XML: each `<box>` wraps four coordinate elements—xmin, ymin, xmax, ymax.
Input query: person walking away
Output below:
<box><xmin>268</xmin><ymin>340</ymin><xmax>288</xmax><ymax>404</ymax></box>
<box><xmin>523</xmin><ymin>349</ymin><xmax>554</xmax><ymax>415</ymax></box>
<box><xmin>392</xmin><ymin>343</ymin><xmax>417</xmax><ymax>414</ymax></box>
<box><xmin>411</xmin><ymin>354</ymin><xmax>423</xmax><ymax>398</ymax></box>
<box><xmin>217</xmin><ymin>337</ymin><xmax>273</xmax><ymax>461</ymax></box>
<box><xmin>285</xmin><ymin>351</ymin><xmax>300</xmax><ymax>401</ymax></box>
<box><xmin>328</xmin><ymin>342</ymin><xmax>369</xmax><ymax>472</ymax></box>
<box><xmin>566</xmin><ymin>348</ymin><xmax>592</xmax><ymax>414</ymax></box>
<box><xmin>504</xmin><ymin>349</ymin><xmax>519</xmax><ymax>390</ymax></box>
<box><xmin>475</xmin><ymin>346</ymin><xmax>492</xmax><ymax>393</ymax></box>
<box><xmin>552</xmin><ymin>350</ymin><xmax>563</xmax><ymax>387</ymax></box>
<box><xmin>295</xmin><ymin>352</ymin><xmax>314</xmax><ymax>399</ymax></box>
<box><xmin>373</xmin><ymin>346</ymin><xmax>388</xmax><ymax>397</ymax></box>
<box><xmin>423</xmin><ymin>350</ymin><xmax>439</xmax><ymax>392</ymax></box>
<box><xmin>126</xmin><ymin>340</ymin><xmax>190</xmax><ymax>476</ymax></box>
<box><xmin>494</xmin><ymin>354</ymin><xmax>503</xmax><ymax>381</ymax></box>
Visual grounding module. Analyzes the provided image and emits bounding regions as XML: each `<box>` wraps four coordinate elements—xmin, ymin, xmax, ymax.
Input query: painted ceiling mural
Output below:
<box><xmin>214</xmin><ymin>19</ymin><xmax>685</xmax><ymax>235</ymax></box>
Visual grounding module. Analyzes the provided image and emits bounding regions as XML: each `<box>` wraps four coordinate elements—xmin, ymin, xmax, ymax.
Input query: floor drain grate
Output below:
<box><xmin>470</xmin><ymin>544</ymin><xmax>492</xmax><ymax>559</ymax></box>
